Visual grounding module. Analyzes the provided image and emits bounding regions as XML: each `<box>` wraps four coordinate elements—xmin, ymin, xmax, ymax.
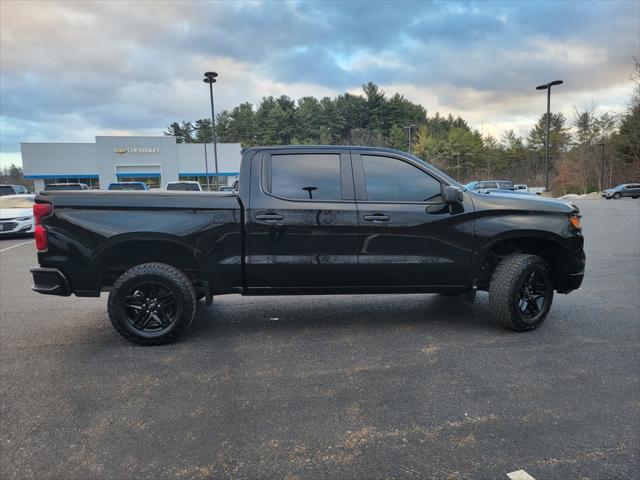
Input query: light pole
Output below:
<box><xmin>596</xmin><ymin>143</ymin><xmax>605</xmax><ymax>190</ymax></box>
<box><xmin>536</xmin><ymin>79</ymin><xmax>563</xmax><ymax>191</ymax></box>
<box><xmin>203</xmin><ymin>71</ymin><xmax>220</xmax><ymax>191</ymax></box>
<box><xmin>404</xmin><ymin>124</ymin><xmax>417</xmax><ymax>153</ymax></box>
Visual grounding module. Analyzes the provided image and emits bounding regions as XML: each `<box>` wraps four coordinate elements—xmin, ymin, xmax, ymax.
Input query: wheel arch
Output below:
<box><xmin>92</xmin><ymin>234</ymin><xmax>205</xmax><ymax>291</ymax></box>
<box><xmin>475</xmin><ymin>232</ymin><xmax>570</xmax><ymax>292</ymax></box>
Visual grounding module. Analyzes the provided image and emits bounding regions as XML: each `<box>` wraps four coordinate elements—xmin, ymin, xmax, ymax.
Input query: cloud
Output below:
<box><xmin>0</xmin><ymin>0</ymin><xmax>638</xmax><ymax>164</ymax></box>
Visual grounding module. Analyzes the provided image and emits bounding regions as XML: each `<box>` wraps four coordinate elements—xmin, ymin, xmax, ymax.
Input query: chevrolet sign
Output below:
<box><xmin>114</xmin><ymin>147</ymin><xmax>160</xmax><ymax>154</ymax></box>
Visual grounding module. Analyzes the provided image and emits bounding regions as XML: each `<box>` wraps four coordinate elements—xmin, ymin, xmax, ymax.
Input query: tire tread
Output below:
<box><xmin>107</xmin><ymin>262</ymin><xmax>196</xmax><ymax>345</ymax></box>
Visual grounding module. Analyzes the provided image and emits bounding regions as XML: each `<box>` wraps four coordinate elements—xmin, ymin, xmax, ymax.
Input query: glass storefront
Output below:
<box><xmin>179</xmin><ymin>175</ymin><xmax>230</xmax><ymax>191</ymax></box>
<box><xmin>116</xmin><ymin>175</ymin><xmax>161</xmax><ymax>189</ymax></box>
<box><xmin>44</xmin><ymin>177</ymin><xmax>99</xmax><ymax>189</ymax></box>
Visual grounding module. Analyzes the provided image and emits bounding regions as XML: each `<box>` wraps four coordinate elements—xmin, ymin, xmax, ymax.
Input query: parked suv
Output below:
<box><xmin>43</xmin><ymin>183</ymin><xmax>89</xmax><ymax>191</ymax></box>
<box><xmin>107</xmin><ymin>182</ymin><xmax>148</xmax><ymax>191</ymax></box>
<box><xmin>166</xmin><ymin>181</ymin><xmax>202</xmax><ymax>191</ymax></box>
<box><xmin>602</xmin><ymin>183</ymin><xmax>640</xmax><ymax>199</ymax></box>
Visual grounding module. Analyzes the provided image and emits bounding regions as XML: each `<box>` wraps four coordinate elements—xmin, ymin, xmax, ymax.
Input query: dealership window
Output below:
<box><xmin>43</xmin><ymin>177</ymin><xmax>99</xmax><ymax>189</ymax></box>
<box><xmin>116</xmin><ymin>176</ymin><xmax>161</xmax><ymax>189</ymax></box>
<box><xmin>179</xmin><ymin>175</ymin><xmax>230</xmax><ymax>191</ymax></box>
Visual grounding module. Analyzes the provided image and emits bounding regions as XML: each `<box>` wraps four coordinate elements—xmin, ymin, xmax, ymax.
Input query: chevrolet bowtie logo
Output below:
<box><xmin>114</xmin><ymin>148</ymin><xmax>128</xmax><ymax>154</ymax></box>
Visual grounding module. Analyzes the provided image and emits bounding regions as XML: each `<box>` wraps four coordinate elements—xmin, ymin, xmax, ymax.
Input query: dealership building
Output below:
<box><xmin>20</xmin><ymin>136</ymin><xmax>241</xmax><ymax>192</ymax></box>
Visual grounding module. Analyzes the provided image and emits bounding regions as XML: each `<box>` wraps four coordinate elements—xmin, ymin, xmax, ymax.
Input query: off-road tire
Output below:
<box><xmin>489</xmin><ymin>254</ymin><xmax>554</xmax><ymax>331</ymax></box>
<box><xmin>108</xmin><ymin>262</ymin><xmax>196</xmax><ymax>345</ymax></box>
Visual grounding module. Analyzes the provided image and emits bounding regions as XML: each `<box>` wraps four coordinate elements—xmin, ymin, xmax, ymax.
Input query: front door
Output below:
<box><xmin>352</xmin><ymin>152</ymin><xmax>474</xmax><ymax>287</ymax></box>
<box><xmin>245</xmin><ymin>149</ymin><xmax>358</xmax><ymax>289</ymax></box>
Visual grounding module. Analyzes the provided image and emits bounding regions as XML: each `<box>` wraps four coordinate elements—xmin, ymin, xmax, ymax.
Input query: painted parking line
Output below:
<box><xmin>0</xmin><ymin>240</ymin><xmax>35</xmax><ymax>253</ymax></box>
<box><xmin>507</xmin><ymin>470</ymin><xmax>536</xmax><ymax>480</ymax></box>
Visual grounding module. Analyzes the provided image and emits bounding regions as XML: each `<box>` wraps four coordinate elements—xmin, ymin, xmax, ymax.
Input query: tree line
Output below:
<box><xmin>167</xmin><ymin>63</ymin><xmax>640</xmax><ymax>194</ymax></box>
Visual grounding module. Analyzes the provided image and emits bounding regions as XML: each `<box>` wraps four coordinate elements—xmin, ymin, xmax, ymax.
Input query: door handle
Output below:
<box><xmin>363</xmin><ymin>214</ymin><xmax>390</xmax><ymax>222</ymax></box>
<box><xmin>255</xmin><ymin>213</ymin><xmax>284</xmax><ymax>222</ymax></box>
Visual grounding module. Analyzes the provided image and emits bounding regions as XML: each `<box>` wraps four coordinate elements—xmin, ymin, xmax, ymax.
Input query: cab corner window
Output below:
<box><xmin>361</xmin><ymin>155</ymin><xmax>442</xmax><ymax>202</ymax></box>
<box><xmin>268</xmin><ymin>153</ymin><xmax>341</xmax><ymax>201</ymax></box>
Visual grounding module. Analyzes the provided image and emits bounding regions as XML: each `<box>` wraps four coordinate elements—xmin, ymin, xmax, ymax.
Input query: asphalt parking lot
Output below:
<box><xmin>1</xmin><ymin>199</ymin><xmax>638</xmax><ymax>479</ymax></box>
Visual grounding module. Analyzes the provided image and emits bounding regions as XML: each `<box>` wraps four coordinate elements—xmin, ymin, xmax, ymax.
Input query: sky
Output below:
<box><xmin>1</xmin><ymin>0</ymin><xmax>639</xmax><ymax>167</ymax></box>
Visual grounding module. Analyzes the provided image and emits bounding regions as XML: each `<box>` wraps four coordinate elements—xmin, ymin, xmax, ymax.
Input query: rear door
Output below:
<box><xmin>245</xmin><ymin>149</ymin><xmax>358</xmax><ymax>288</ymax></box>
<box><xmin>352</xmin><ymin>151</ymin><xmax>474</xmax><ymax>287</ymax></box>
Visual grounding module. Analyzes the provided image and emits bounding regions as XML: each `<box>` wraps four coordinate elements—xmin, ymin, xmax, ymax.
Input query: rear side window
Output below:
<box><xmin>268</xmin><ymin>154</ymin><xmax>341</xmax><ymax>201</ymax></box>
<box><xmin>0</xmin><ymin>186</ymin><xmax>15</xmax><ymax>195</ymax></box>
<box><xmin>361</xmin><ymin>155</ymin><xmax>442</xmax><ymax>202</ymax></box>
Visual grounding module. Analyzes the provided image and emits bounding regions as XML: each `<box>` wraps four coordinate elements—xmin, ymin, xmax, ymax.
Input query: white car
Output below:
<box><xmin>0</xmin><ymin>194</ymin><xmax>35</xmax><ymax>235</ymax></box>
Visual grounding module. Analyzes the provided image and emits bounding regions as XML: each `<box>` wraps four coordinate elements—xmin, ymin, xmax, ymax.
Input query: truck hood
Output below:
<box><xmin>468</xmin><ymin>190</ymin><xmax>578</xmax><ymax>214</ymax></box>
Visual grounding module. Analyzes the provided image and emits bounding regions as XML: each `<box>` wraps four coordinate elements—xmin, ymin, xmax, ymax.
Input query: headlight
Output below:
<box><xmin>569</xmin><ymin>213</ymin><xmax>582</xmax><ymax>231</ymax></box>
<box><xmin>16</xmin><ymin>216</ymin><xmax>31</xmax><ymax>221</ymax></box>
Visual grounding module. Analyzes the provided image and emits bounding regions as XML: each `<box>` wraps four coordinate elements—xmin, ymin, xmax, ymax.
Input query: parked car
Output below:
<box><xmin>0</xmin><ymin>184</ymin><xmax>31</xmax><ymax>196</ymax></box>
<box><xmin>43</xmin><ymin>183</ymin><xmax>89</xmax><ymax>191</ymax></box>
<box><xmin>218</xmin><ymin>185</ymin><xmax>234</xmax><ymax>192</ymax></box>
<box><xmin>166</xmin><ymin>181</ymin><xmax>202</xmax><ymax>192</ymax></box>
<box><xmin>0</xmin><ymin>194</ymin><xmax>35</xmax><ymax>235</ymax></box>
<box><xmin>466</xmin><ymin>180</ymin><xmax>514</xmax><ymax>191</ymax></box>
<box><xmin>31</xmin><ymin>146</ymin><xmax>585</xmax><ymax>345</ymax></box>
<box><xmin>107</xmin><ymin>182</ymin><xmax>148</xmax><ymax>191</ymax></box>
<box><xmin>602</xmin><ymin>183</ymin><xmax>640</xmax><ymax>199</ymax></box>
<box><xmin>466</xmin><ymin>180</ymin><xmax>538</xmax><ymax>196</ymax></box>
<box><xmin>514</xmin><ymin>184</ymin><xmax>528</xmax><ymax>191</ymax></box>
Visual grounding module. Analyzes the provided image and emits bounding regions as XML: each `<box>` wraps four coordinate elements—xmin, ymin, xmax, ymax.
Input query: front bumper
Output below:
<box><xmin>0</xmin><ymin>219</ymin><xmax>33</xmax><ymax>234</ymax></box>
<box><xmin>30</xmin><ymin>267</ymin><xmax>71</xmax><ymax>296</ymax></box>
<box><xmin>559</xmin><ymin>246</ymin><xmax>585</xmax><ymax>293</ymax></box>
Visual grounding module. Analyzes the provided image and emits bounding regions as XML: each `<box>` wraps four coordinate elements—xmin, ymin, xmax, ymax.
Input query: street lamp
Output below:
<box><xmin>404</xmin><ymin>124</ymin><xmax>417</xmax><ymax>153</ymax></box>
<box><xmin>203</xmin><ymin>71</ymin><xmax>220</xmax><ymax>191</ymax></box>
<box><xmin>536</xmin><ymin>79</ymin><xmax>563</xmax><ymax>192</ymax></box>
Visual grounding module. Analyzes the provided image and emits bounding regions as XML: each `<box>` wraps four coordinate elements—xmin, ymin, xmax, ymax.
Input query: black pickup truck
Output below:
<box><xmin>30</xmin><ymin>146</ymin><xmax>585</xmax><ymax>344</ymax></box>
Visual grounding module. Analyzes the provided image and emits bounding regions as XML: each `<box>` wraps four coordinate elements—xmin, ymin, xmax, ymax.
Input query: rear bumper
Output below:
<box><xmin>30</xmin><ymin>267</ymin><xmax>71</xmax><ymax>296</ymax></box>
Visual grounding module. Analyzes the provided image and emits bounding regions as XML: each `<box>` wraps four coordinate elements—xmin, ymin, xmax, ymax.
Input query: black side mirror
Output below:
<box><xmin>443</xmin><ymin>185</ymin><xmax>464</xmax><ymax>204</ymax></box>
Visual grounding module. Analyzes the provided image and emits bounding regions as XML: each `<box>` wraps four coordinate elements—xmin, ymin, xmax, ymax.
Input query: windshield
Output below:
<box><xmin>109</xmin><ymin>183</ymin><xmax>146</xmax><ymax>190</ymax></box>
<box><xmin>44</xmin><ymin>184</ymin><xmax>83</xmax><ymax>191</ymax></box>
<box><xmin>0</xmin><ymin>196</ymin><xmax>34</xmax><ymax>208</ymax></box>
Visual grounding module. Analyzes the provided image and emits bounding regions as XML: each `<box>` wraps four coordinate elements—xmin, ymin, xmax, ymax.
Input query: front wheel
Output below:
<box><xmin>613</xmin><ymin>192</ymin><xmax>621</xmax><ymax>199</ymax></box>
<box><xmin>108</xmin><ymin>263</ymin><xmax>196</xmax><ymax>345</ymax></box>
<box><xmin>489</xmin><ymin>254</ymin><xmax>554</xmax><ymax>331</ymax></box>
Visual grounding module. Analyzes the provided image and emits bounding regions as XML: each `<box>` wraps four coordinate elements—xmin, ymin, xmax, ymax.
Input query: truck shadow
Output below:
<box><xmin>185</xmin><ymin>292</ymin><xmax>504</xmax><ymax>340</ymax></box>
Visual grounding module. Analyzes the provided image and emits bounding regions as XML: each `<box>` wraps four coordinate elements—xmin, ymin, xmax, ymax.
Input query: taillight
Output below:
<box><xmin>33</xmin><ymin>203</ymin><xmax>53</xmax><ymax>252</ymax></box>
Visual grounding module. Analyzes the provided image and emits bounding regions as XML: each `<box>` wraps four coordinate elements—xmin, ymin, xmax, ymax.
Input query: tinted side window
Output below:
<box><xmin>269</xmin><ymin>154</ymin><xmax>341</xmax><ymax>201</ymax></box>
<box><xmin>361</xmin><ymin>155</ymin><xmax>442</xmax><ymax>202</ymax></box>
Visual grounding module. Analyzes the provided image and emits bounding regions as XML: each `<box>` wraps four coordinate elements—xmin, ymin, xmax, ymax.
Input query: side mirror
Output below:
<box><xmin>443</xmin><ymin>185</ymin><xmax>464</xmax><ymax>204</ymax></box>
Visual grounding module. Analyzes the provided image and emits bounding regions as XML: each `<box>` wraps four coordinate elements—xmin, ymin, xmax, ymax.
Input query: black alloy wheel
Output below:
<box><xmin>124</xmin><ymin>281</ymin><xmax>180</xmax><ymax>333</ymax></box>
<box><xmin>517</xmin><ymin>270</ymin><xmax>548</xmax><ymax>321</ymax></box>
<box><xmin>108</xmin><ymin>263</ymin><xmax>196</xmax><ymax>345</ymax></box>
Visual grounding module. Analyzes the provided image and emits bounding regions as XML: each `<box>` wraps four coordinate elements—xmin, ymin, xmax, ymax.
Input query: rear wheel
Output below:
<box><xmin>489</xmin><ymin>254</ymin><xmax>554</xmax><ymax>331</ymax></box>
<box><xmin>108</xmin><ymin>263</ymin><xmax>196</xmax><ymax>345</ymax></box>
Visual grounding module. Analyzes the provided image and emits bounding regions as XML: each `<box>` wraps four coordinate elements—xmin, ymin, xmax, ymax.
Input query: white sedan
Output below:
<box><xmin>0</xmin><ymin>194</ymin><xmax>35</xmax><ymax>235</ymax></box>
